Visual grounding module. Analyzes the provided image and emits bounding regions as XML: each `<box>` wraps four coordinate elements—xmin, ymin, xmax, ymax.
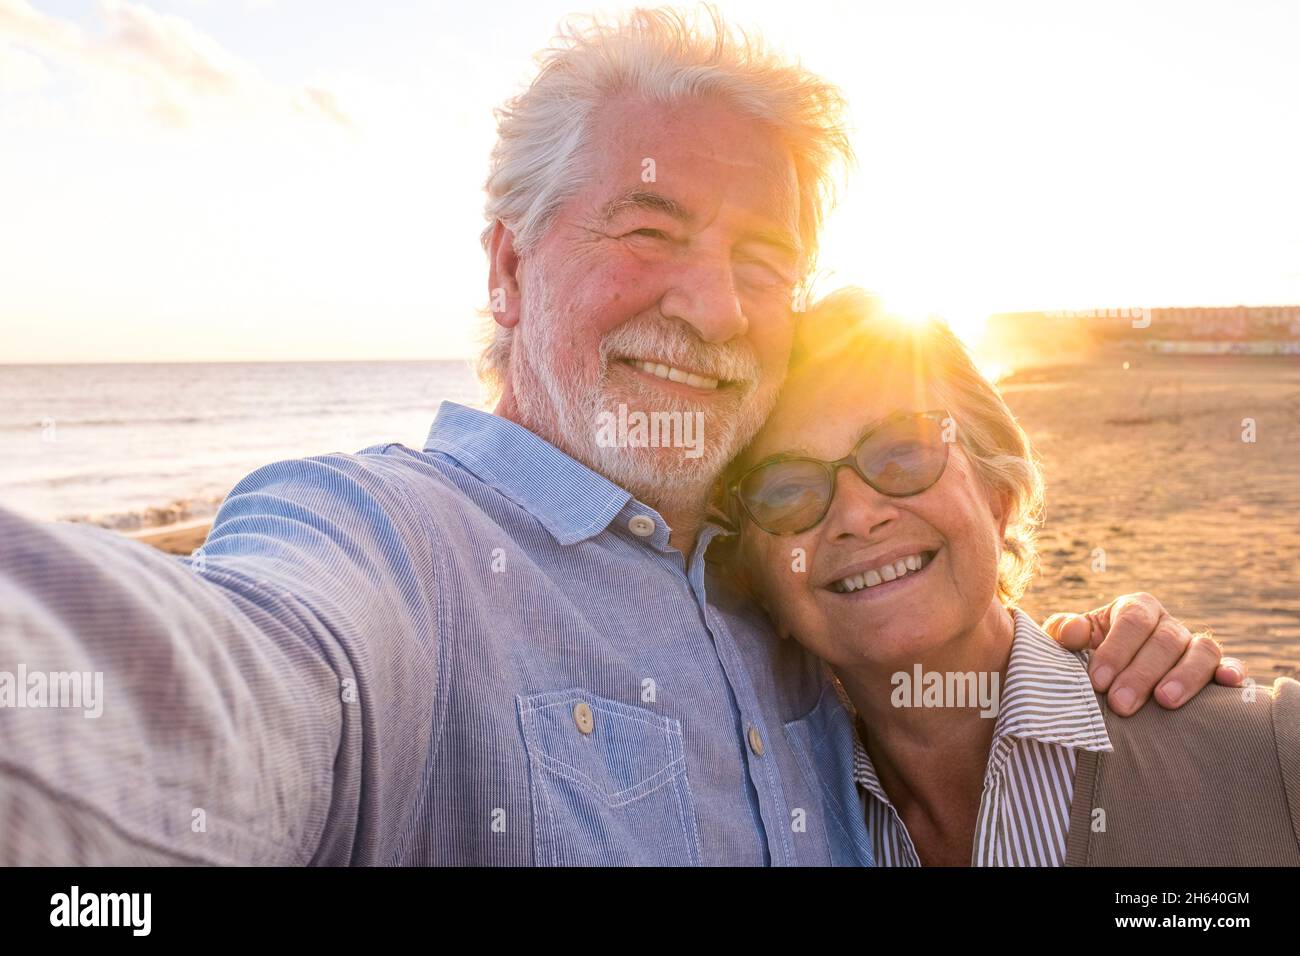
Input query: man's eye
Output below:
<box><xmin>738</xmin><ymin>257</ymin><xmax>792</xmax><ymax>286</ymax></box>
<box><xmin>627</xmin><ymin>228</ymin><xmax>668</xmax><ymax>240</ymax></box>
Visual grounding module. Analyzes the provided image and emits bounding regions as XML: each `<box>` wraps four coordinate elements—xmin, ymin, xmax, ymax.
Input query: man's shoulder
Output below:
<box><xmin>345</xmin><ymin>442</ymin><xmax>579</xmax><ymax>555</ymax></box>
<box><xmin>203</xmin><ymin>442</ymin><xmax>487</xmax><ymax>560</ymax></box>
<box><xmin>219</xmin><ymin>443</ymin><xmax>454</xmax><ymax>510</ymax></box>
<box><xmin>349</xmin><ymin>441</ymin><xmax>463</xmax><ymax>498</ymax></box>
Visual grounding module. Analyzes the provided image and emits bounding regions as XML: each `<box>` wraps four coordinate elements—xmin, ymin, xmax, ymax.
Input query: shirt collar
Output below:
<box><xmin>423</xmin><ymin>401</ymin><xmax>636</xmax><ymax>546</ymax></box>
<box><xmin>992</xmin><ymin>609</ymin><xmax>1113</xmax><ymax>752</ymax></box>
<box><xmin>849</xmin><ymin>608</ymin><xmax>1112</xmax><ymax>803</ymax></box>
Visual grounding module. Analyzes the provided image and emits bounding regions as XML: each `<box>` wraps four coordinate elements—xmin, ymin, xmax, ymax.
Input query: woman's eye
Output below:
<box><xmin>764</xmin><ymin>473</ymin><xmax>821</xmax><ymax>503</ymax></box>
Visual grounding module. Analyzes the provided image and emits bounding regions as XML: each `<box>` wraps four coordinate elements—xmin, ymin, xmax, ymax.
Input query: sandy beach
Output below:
<box><xmin>130</xmin><ymin>519</ymin><xmax>213</xmax><ymax>557</ymax></box>
<box><xmin>131</xmin><ymin>350</ymin><xmax>1300</xmax><ymax>677</ymax></box>
<box><xmin>1007</xmin><ymin>349</ymin><xmax>1300</xmax><ymax>679</ymax></box>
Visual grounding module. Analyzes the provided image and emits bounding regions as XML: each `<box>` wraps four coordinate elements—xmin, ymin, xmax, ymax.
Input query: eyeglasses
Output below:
<box><xmin>728</xmin><ymin>409</ymin><xmax>952</xmax><ymax>535</ymax></box>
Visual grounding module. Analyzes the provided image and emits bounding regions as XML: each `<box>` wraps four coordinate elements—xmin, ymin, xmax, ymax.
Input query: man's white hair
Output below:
<box><xmin>477</xmin><ymin>3</ymin><xmax>854</xmax><ymax>395</ymax></box>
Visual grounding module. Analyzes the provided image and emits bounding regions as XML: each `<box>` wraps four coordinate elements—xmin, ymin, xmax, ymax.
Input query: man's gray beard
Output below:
<box><xmin>510</xmin><ymin>273</ymin><xmax>776</xmax><ymax>519</ymax></box>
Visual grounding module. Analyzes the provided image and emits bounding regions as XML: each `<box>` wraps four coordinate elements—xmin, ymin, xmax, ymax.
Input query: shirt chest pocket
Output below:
<box><xmin>516</xmin><ymin>689</ymin><xmax>702</xmax><ymax>866</ymax></box>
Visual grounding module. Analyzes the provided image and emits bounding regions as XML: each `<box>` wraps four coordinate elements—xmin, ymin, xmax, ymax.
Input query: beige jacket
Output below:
<box><xmin>1065</xmin><ymin>677</ymin><xmax>1300</xmax><ymax>866</ymax></box>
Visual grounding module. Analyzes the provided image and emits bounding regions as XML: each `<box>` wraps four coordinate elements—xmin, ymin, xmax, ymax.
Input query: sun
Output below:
<box><xmin>873</xmin><ymin>293</ymin><xmax>1012</xmax><ymax>383</ymax></box>
<box><xmin>876</xmin><ymin>294</ymin><xmax>990</xmax><ymax>350</ymax></box>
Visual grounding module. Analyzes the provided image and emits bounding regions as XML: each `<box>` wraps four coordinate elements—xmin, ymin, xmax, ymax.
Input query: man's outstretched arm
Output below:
<box><xmin>0</xmin><ymin>450</ymin><xmax>441</xmax><ymax>865</ymax></box>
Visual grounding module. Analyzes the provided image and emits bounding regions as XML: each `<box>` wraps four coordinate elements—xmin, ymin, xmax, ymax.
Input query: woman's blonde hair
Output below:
<box><xmin>723</xmin><ymin>286</ymin><xmax>1045</xmax><ymax>606</ymax></box>
<box><xmin>477</xmin><ymin>4</ymin><xmax>854</xmax><ymax>395</ymax></box>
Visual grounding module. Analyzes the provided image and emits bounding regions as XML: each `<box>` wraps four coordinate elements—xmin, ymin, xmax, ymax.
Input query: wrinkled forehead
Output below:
<box><xmin>580</xmin><ymin>93</ymin><xmax>802</xmax><ymax>239</ymax></box>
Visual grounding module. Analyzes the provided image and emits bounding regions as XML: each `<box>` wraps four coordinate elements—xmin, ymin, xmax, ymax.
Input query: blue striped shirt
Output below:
<box><xmin>852</xmin><ymin>610</ymin><xmax>1113</xmax><ymax>866</ymax></box>
<box><xmin>0</xmin><ymin>401</ymin><xmax>872</xmax><ymax>866</ymax></box>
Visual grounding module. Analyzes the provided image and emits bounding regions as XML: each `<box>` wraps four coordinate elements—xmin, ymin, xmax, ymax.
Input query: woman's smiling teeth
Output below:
<box><xmin>625</xmin><ymin>358</ymin><xmax>720</xmax><ymax>390</ymax></box>
<box><xmin>830</xmin><ymin>551</ymin><xmax>934</xmax><ymax>593</ymax></box>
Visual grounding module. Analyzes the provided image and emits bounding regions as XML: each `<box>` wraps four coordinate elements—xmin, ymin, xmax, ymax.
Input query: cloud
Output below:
<box><xmin>295</xmin><ymin>85</ymin><xmax>354</xmax><ymax>131</ymax></box>
<box><xmin>0</xmin><ymin>0</ymin><xmax>354</xmax><ymax>130</ymax></box>
<box><xmin>0</xmin><ymin>38</ymin><xmax>48</xmax><ymax>91</ymax></box>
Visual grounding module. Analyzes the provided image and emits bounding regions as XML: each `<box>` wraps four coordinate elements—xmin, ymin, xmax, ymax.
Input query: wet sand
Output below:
<box><xmin>133</xmin><ymin>349</ymin><xmax>1300</xmax><ymax>677</ymax></box>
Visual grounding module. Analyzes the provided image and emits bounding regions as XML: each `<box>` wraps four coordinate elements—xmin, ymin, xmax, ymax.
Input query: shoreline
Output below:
<box><xmin>126</xmin><ymin>519</ymin><xmax>211</xmax><ymax>556</ymax></box>
<box><xmin>114</xmin><ymin>351</ymin><xmax>1300</xmax><ymax>675</ymax></box>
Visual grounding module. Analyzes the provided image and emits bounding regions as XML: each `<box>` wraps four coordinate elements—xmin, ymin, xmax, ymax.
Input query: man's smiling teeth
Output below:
<box><xmin>626</xmin><ymin>359</ymin><xmax>720</xmax><ymax>390</ymax></box>
<box><xmin>831</xmin><ymin>552</ymin><xmax>932</xmax><ymax>593</ymax></box>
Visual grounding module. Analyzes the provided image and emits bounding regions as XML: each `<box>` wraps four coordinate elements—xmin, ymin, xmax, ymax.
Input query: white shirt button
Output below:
<box><xmin>627</xmin><ymin>515</ymin><xmax>656</xmax><ymax>537</ymax></box>
<box><xmin>573</xmin><ymin>702</ymin><xmax>594</xmax><ymax>735</ymax></box>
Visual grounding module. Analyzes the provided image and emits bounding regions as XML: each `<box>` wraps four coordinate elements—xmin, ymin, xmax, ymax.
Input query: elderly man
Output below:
<box><xmin>0</xmin><ymin>8</ymin><xmax>1239</xmax><ymax>866</ymax></box>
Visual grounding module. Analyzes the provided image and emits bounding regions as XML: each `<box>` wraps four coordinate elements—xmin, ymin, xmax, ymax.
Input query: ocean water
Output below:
<box><xmin>0</xmin><ymin>361</ymin><xmax>484</xmax><ymax>530</ymax></box>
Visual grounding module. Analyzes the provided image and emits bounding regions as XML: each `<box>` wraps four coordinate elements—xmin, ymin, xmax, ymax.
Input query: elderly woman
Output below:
<box><xmin>722</xmin><ymin>287</ymin><xmax>1300</xmax><ymax>866</ymax></box>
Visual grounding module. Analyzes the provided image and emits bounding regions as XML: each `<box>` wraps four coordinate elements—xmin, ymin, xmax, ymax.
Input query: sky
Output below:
<box><xmin>2</xmin><ymin>0</ymin><xmax>1298</xmax><ymax>362</ymax></box>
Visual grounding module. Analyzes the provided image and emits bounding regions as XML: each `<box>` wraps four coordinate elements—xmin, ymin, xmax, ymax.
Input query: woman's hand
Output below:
<box><xmin>1042</xmin><ymin>592</ymin><xmax>1246</xmax><ymax>716</ymax></box>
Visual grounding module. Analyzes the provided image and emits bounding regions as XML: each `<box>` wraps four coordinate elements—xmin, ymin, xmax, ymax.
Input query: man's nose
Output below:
<box><xmin>820</xmin><ymin>466</ymin><xmax>899</xmax><ymax>541</ymax></box>
<box><xmin>659</xmin><ymin>253</ymin><xmax>748</xmax><ymax>344</ymax></box>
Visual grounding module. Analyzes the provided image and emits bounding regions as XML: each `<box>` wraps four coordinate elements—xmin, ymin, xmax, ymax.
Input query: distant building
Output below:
<box><xmin>988</xmin><ymin>304</ymin><xmax>1300</xmax><ymax>350</ymax></box>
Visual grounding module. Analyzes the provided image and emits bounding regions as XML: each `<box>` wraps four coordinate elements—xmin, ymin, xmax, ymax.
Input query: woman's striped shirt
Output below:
<box><xmin>852</xmin><ymin>609</ymin><xmax>1114</xmax><ymax>866</ymax></box>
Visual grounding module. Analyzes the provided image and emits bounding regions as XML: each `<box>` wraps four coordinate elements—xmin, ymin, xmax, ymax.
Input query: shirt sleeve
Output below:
<box><xmin>0</xmin><ymin>450</ymin><xmax>442</xmax><ymax>865</ymax></box>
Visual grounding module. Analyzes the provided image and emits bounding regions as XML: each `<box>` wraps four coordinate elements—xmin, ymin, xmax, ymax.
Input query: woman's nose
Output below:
<box><xmin>820</xmin><ymin>465</ymin><xmax>899</xmax><ymax>541</ymax></box>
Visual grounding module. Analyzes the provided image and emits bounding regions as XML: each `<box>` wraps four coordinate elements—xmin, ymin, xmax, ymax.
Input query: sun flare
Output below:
<box><xmin>868</xmin><ymin>294</ymin><xmax>1013</xmax><ymax>384</ymax></box>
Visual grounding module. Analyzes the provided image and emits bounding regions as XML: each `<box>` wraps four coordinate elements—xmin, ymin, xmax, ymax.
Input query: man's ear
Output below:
<box><xmin>487</xmin><ymin>220</ymin><xmax>523</xmax><ymax>331</ymax></box>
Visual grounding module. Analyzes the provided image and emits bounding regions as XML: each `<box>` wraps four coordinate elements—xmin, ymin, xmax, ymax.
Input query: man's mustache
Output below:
<box><xmin>598</xmin><ymin>321</ymin><xmax>762</xmax><ymax>385</ymax></box>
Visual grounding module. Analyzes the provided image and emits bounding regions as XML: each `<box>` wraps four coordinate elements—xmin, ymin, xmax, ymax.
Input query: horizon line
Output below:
<box><xmin>0</xmin><ymin>356</ymin><xmax>481</xmax><ymax>367</ymax></box>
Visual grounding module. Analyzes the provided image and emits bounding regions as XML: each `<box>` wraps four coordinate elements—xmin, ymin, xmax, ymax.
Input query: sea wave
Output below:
<box><xmin>0</xmin><ymin>402</ymin><xmax>451</xmax><ymax>432</ymax></box>
<box><xmin>63</xmin><ymin>495</ymin><xmax>226</xmax><ymax>532</ymax></box>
